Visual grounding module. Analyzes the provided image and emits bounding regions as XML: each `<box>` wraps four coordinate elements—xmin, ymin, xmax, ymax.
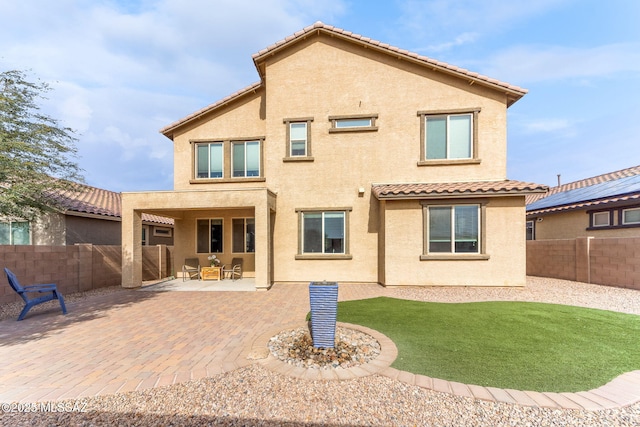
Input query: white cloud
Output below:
<box><xmin>481</xmin><ymin>43</ymin><xmax>640</xmax><ymax>84</ymax></box>
<box><xmin>521</xmin><ymin>118</ymin><xmax>573</xmax><ymax>135</ymax></box>
<box><xmin>422</xmin><ymin>32</ymin><xmax>479</xmax><ymax>53</ymax></box>
<box><xmin>0</xmin><ymin>0</ymin><xmax>347</xmax><ymax>191</ymax></box>
<box><xmin>397</xmin><ymin>0</ymin><xmax>567</xmax><ymax>52</ymax></box>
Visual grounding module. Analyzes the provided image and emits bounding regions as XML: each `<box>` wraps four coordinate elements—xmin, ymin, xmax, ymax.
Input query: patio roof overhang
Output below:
<box><xmin>121</xmin><ymin>187</ymin><xmax>277</xmax><ymax>218</ymax></box>
<box><xmin>372</xmin><ymin>180</ymin><xmax>548</xmax><ymax>200</ymax></box>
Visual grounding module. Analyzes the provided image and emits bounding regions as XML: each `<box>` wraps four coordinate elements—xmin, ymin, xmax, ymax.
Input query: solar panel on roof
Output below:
<box><xmin>526</xmin><ymin>174</ymin><xmax>640</xmax><ymax>211</ymax></box>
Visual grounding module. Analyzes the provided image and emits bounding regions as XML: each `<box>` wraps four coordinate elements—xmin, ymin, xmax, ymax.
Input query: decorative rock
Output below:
<box><xmin>268</xmin><ymin>326</ymin><xmax>381</xmax><ymax>369</ymax></box>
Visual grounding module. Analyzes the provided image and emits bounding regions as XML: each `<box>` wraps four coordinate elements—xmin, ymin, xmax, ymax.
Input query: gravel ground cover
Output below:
<box><xmin>2</xmin><ymin>277</ymin><xmax>640</xmax><ymax>426</ymax></box>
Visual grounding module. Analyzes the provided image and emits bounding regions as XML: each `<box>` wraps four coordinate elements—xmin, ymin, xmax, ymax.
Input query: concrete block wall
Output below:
<box><xmin>590</xmin><ymin>238</ymin><xmax>640</xmax><ymax>289</ymax></box>
<box><xmin>527</xmin><ymin>237</ymin><xmax>640</xmax><ymax>290</ymax></box>
<box><xmin>526</xmin><ymin>239</ymin><xmax>577</xmax><ymax>281</ymax></box>
<box><xmin>0</xmin><ymin>244</ymin><xmax>173</xmax><ymax>304</ymax></box>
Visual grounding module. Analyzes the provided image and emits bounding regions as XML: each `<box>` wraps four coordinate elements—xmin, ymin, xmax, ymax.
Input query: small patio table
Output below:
<box><xmin>201</xmin><ymin>266</ymin><xmax>222</xmax><ymax>281</ymax></box>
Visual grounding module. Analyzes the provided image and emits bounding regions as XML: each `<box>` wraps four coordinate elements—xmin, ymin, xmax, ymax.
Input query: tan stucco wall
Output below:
<box><xmin>382</xmin><ymin>196</ymin><xmax>526</xmax><ymax>287</ymax></box>
<box><xmin>125</xmin><ymin>34</ymin><xmax>523</xmax><ymax>288</ymax></box>
<box><xmin>532</xmin><ymin>210</ymin><xmax>640</xmax><ymax>239</ymax></box>
<box><xmin>262</xmin><ymin>36</ymin><xmax>512</xmax><ymax>284</ymax></box>
<box><xmin>172</xmin><ymin>92</ymin><xmax>266</xmax><ymax>191</ymax></box>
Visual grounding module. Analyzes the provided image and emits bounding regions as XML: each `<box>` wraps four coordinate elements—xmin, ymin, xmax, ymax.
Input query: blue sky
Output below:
<box><xmin>1</xmin><ymin>0</ymin><xmax>638</xmax><ymax>192</ymax></box>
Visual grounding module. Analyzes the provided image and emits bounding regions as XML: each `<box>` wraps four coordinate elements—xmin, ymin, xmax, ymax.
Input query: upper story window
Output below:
<box><xmin>283</xmin><ymin>117</ymin><xmax>313</xmax><ymax>161</ymax></box>
<box><xmin>418</xmin><ymin>109</ymin><xmax>480</xmax><ymax>165</ymax></box>
<box><xmin>329</xmin><ymin>114</ymin><xmax>378</xmax><ymax>133</ymax></box>
<box><xmin>196</xmin><ymin>142</ymin><xmax>223</xmax><ymax>178</ymax></box>
<box><xmin>193</xmin><ymin>138</ymin><xmax>264</xmax><ymax>182</ymax></box>
<box><xmin>0</xmin><ymin>221</ymin><xmax>31</xmax><ymax>245</ymax></box>
<box><xmin>426</xmin><ymin>114</ymin><xmax>472</xmax><ymax>159</ymax></box>
<box><xmin>232</xmin><ymin>141</ymin><xmax>260</xmax><ymax>177</ymax></box>
<box><xmin>290</xmin><ymin>123</ymin><xmax>307</xmax><ymax>156</ymax></box>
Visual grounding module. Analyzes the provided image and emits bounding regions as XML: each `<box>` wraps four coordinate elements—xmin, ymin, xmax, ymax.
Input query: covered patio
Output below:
<box><xmin>121</xmin><ymin>188</ymin><xmax>276</xmax><ymax>291</ymax></box>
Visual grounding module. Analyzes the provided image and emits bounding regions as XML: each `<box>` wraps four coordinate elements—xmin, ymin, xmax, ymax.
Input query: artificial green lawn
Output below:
<box><xmin>336</xmin><ymin>297</ymin><xmax>640</xmax><ymax>392</ymax></box>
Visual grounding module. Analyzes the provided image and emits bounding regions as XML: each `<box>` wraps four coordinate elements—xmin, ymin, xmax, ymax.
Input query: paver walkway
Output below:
<box><xmin>1</xmin><ymin>283</ymin><xmax>639</xmax><ymax>410</ymax></box>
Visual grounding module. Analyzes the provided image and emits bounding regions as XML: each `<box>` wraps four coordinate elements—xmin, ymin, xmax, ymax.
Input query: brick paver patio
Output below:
<box><xmin>1</xmin><ymin>283</ymin><xmax>639</xmax><ymax>410</ymax></box>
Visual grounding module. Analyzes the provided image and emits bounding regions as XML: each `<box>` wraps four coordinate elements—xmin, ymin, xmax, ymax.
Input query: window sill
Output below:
<box><xmin>329</xmin><ymin>127</ymin><xmax>378</xmax><ymax>134</ymax></box>
<box><xmin>295</xmin><ymin>254</ymin><xmax>353</xmax><ymax>260</ymax></box>
<box><xmin>283</xmin><ymin>156</ymin><xmax>315</xmax><ymax>162</ymax></box>
<box><xmin>418</xmin><ymin>159</ymin><xmax>481</xmax><ymax>167</ymax></box>
<box><xmin>587</xmin><ymin>224</ymin><xmax>640</xmax><ymax>231</ymax></box>
<box><xmin>190</xmin><ymin>177</ymin><xmax>266</xmax><ymax>184</ymax></box>
<box><xmin>420</xmin><ymin>254</ymin><xmax>490</xmax><ymax>261</ymax></box>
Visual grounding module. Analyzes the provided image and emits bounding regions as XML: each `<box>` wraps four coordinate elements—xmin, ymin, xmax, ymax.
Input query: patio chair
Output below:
<box><xmin>182</xmin><ymin>258</ymin><xmax>201</xmax><ymax>281</ymax></box>
<box><xmin>4</xmin><ymin>268</ymin><xmax>67</xmax><ymax>321</ymax></box>
<box><xmin>222</xmin><ymin>258</ymin><xmax>243</xmax><ymax>281</ymax></box>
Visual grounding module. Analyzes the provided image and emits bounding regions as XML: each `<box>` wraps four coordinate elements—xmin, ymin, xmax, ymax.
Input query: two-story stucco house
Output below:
<box><xmin>121</xmin><ymin>22</ymin><xmax>546</xmax><ymax>290</ymax></box>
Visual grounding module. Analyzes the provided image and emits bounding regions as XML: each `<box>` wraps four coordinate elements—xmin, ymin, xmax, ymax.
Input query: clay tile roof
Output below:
<box><xmin>252</xmin><ymin>21</ymin><xmax>527</xmax><ymax>98</ymax></box>
<box><xmin>51</xmin><ymin>183</ymin><xmax>174</xmax><ymax>226</ymax></box>
<box><xmin>372</xmin><ymin>180</ymin><xmax>548</xmax><ymax>200</ymax></box>
<box><xmin>526</xmin><ymin>164</ymin><xmax>640</xmax><ymax>215</ymax></box>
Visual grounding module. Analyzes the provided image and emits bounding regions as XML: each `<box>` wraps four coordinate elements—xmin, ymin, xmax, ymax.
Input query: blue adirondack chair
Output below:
<box><xmin>4</xmin><ymin>268</ymin><xmax>68</xmax><ymax>321</ymax></box>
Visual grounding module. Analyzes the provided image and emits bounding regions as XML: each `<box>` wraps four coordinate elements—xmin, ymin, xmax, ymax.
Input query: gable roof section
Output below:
<box><xmin>161</xmin><ymin>21</ymin><xmax>527</xmax><ymax>138</ymax></box>
<box><xmin>373</xmin><ymin>180</ymin><xmax>547</xmax><ymax>200</ymax></box>
<box><xmin>51</xmin><ymin>183</ymin><xmax>174</xmax><ymax>226</ymax></box>
<box><xmin>253</xmin><ymin>22</ymin><xmax>527</xmax><ymax>103</ymax></box>
<box><xmin>526</xmin><ymin>165</ymin><xmax>640</xmax><ymax>215</ymax></box>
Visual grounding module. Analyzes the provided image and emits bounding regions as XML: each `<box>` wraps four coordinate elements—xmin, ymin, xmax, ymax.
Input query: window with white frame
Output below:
<box><xmin>232</xmin><ymin>218</ymin><xmax>255</xmax><ymax>253</ymax></box>
<box><xmin>283</xmin><ymin>117</ymin><xmax>313</xmax><ymax>160</ymax></box>
<box><xmin>426</xmin><ymin>204</ymin><xmax>480</xmax><ymax>254</ymax></box>
<box><xmin>290</xmin><ymin>122</ymin><xmax>307</xmax><ymax>156</ymax></box>
<box><xmin>196</xmin><ymin>218</ymin><xmax>223</xmax><ymax>253</ymax></box>
<box><xmin>592</xmin><ymin>211</ymin><xmax>611</xmax><ymax>227</ymax></box>
<box><xmin>0</xmin><ymin>221</ymin><xmax>30</xmax><ymax>245</ymax></box>
<box><xmin>232</xmin><ymin>141</ymin><xmax>260</xmax><ymax>177</ymax></box>
<box><xmin>426</xmin><ymin>114</ymin><xmax>472</xmax><ymax>160</ymax></box>
<box><xmin>622</xmin><ymin>207</ymin><xmax>640</xmax><ymax>225</ymax></box>
<box><xmin>195</xmin><ymin>142</ymin><xmax>223</xmax><ymax>178</ymax></box>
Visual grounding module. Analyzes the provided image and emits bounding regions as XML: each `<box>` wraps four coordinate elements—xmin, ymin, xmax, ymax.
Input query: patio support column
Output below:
<box><xmin>254</xmin><ymin>197</ymin><xmax>271</xmax><ymax>291</ymax></box>
<box><xmin>121</xmin><ymin>199</ymin><xmax>143</xmax><ymax>288</ymax></box>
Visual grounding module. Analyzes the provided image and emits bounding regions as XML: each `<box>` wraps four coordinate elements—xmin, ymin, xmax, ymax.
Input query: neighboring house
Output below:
<box><xmin>121</xmin><ymin>22</ymin><xmax>546</xmax><ymax>290</ymax></box>
<box><xmin>526</xmin><ymin>165</ymin><xmax>640</xmax><ymax>240</ymax></box>
<box><xmin>0</xmin><ymin>183</ymin><xmax>174</xmax><ymax>246</ymax></box>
